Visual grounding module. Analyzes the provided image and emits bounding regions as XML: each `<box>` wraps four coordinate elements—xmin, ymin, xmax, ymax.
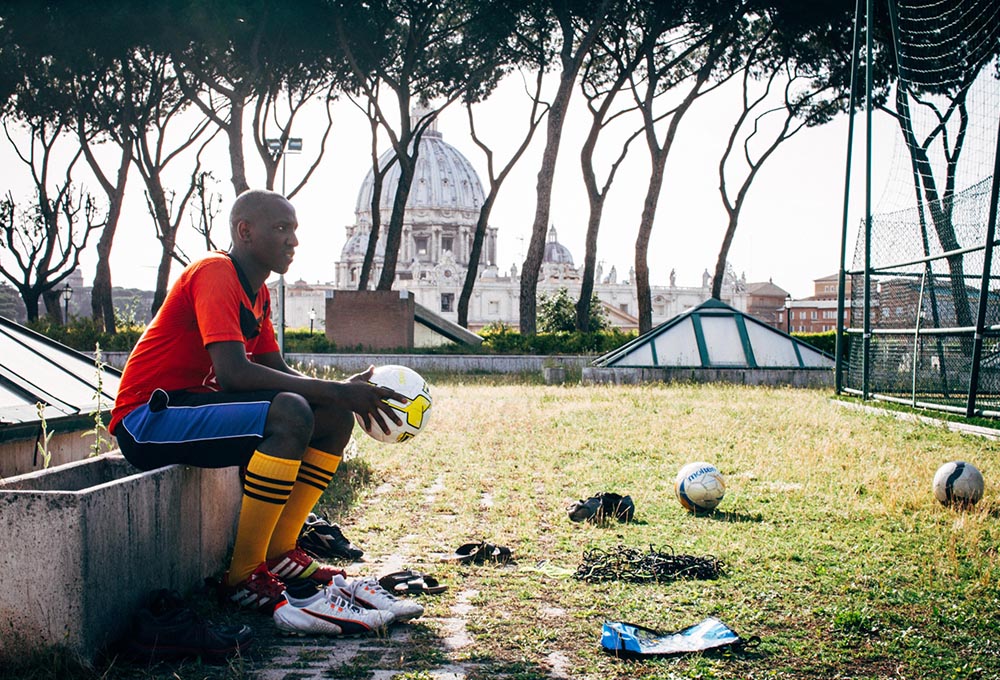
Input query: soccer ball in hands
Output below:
<box><xmin>932</xmin><ymin>461</ymin><xmax>984</xmax><ymax>508</ymax></box>
<box><xmin>355</xmin><ymin>365</ymin><xmax>432</xmax><ymax>443</ymax></box>
<box><xmin>675</xmin><ymin>462</ymin><xmax>726</xmax><ymax>512</ymax></box>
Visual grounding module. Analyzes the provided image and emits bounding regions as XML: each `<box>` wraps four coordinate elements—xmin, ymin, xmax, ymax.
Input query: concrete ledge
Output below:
<box><xmin>0</xmin><ymin>453</ymin><xmax>241</xmax><ymax>663</ymax></box>
<box><xmin>582</xmin><ymin>366</ymin><xmax>834</xmax><ymax>388</ymax></box>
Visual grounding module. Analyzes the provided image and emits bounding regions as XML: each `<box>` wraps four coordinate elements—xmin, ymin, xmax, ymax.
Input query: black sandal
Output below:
<box><xmin>378</xmin><ymin>570</ymin><xmax>447</xmax><ymax>595</ymax></box>
<box><xmin>445</xmin><ymin>541</ymin><xmax>513</xmax><ymax>564</ymax></box>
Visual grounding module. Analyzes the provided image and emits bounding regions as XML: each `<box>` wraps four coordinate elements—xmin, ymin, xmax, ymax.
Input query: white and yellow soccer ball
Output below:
<box><xmin>355</xmin><ymin>365</ymin><xmax>432</xmax><ymax>443</ymax></box>
<box><xmin>933</xmin><ymin>460</ymin><xmax>984</xmax><ymax>508</ymax></box>
<box><xmin>674</xmin><ymin>461</ymin><xmax>726</xmax><ymax>512</ymax></box>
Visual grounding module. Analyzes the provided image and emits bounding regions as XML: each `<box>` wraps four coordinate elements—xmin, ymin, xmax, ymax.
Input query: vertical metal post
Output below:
<box><xmin>836</xmin><ymin>0</ymin><xmax>864</xmax><ymax>394</ymax></box>
<box><xmin>862</xmin><ymin>0</ymin><xmax>874</xmax><ymax>399</ymax></box>
<box><xmin>965</xmin><ymin>113</ymin><xmax>1000</xmax><ymax>416</ymax></box>
<box><xmin>275</xmin><ymin>144</ymin><xmax>286</xmax><ymax>357</ymax></box>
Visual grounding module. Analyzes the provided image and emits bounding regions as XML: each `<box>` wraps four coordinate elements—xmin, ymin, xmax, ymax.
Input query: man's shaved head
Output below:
<box><xmin>229</xmin><ymin>189</ymin><xmax>291</xmax><ymax>238</ymax></box>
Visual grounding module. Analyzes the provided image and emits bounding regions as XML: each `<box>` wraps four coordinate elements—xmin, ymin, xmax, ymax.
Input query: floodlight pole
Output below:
<box><xmin>266</xmin><ymin>137</ymin><xmax>303</xmax><ymax>357</ymax></box>
<box><xmin>862</xmin><ymin>0</ymin><xmax>873</xmax><ymax>401</ymax></box>
<box><xmin>835</xmin><ymin>0</ymin><xmax>863</xmax><ymax>395</ymax></box>
<box><xmin>965</xmin><ymin>113</ymin><xmax>1000</xmax><ymax>417</ymax></box>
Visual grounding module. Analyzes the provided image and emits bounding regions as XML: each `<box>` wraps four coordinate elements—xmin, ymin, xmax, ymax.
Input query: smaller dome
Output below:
<box><xmin>543</xmin><ymin>225</ymin><xmax>574</xmax><ymax>266</ymax></box>
<box><xmin>341</xmin><ymin>230</ymin><xmax>385</xmax><ymax>260</ymax></box>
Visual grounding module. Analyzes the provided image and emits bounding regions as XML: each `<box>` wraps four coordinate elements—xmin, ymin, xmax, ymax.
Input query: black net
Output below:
<box><xmin>844</xmin><ymin>0</ymin><xmax>1000</xmax><ymax>414</ymax></box>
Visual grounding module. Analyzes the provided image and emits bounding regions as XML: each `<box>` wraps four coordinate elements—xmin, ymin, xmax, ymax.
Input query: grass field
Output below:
<box><xmin>14</xmin><ymin>378</ymin><xmax>1000</xmax><ymax>679</ymax></box>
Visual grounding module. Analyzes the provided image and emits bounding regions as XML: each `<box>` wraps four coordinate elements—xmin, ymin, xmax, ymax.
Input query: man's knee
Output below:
<box><xmin>312</xmin><ymin>404</ymin><xmax>355</xmax><ymax>446</ymax></box>
<box><xmin>266</xmin><ymin>392</ymin><xmax>315</xmax><ymax>445</ymax></box>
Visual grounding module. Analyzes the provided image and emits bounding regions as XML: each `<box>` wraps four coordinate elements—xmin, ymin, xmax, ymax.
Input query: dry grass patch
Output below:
<box><xmin>12</xmin><ymin>380</ymin><xmax>999</xmax><ymax>680</ymax></box>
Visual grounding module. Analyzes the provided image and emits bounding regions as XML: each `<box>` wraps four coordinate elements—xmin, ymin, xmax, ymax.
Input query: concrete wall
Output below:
<box><xmin>102</xmin><ymin>351</ymin><xmax>834</xmax><ymax>389</ymax></box>
<box><xmin>285</xmin><ymin>353</ymin><xmax>593</xmax><ymax>376</ymax></box>
<box><xmin>0</xmin><ymin>429</ymin><xmax>107</xmax><ymax>479</ymax></box>
<box><xmin>583</xmin><ymin>366</ymin><xmax>834</xmax><ymax>388</ymax></box>
<box><xmin>0</xmin><ymin>453</ymin><xmax>241</xmax><ymax>663</ymax></box>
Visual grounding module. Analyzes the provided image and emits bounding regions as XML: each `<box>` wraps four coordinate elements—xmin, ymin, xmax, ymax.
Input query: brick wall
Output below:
<box><xmin>325</xmin><ymin>290</ymin><xmax>415</xmax><ymax>350</ymax></box>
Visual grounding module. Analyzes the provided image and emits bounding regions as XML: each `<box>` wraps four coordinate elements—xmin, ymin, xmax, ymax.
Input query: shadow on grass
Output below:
<box><xmin>704</xmin><ymin>509</ymin><xmax>765</xmax><ymax>523</ymax></box>
<box><xmin>311</xmin><ymin>455</ymin><xmax>379</xmax><ymax>520</ymax></box>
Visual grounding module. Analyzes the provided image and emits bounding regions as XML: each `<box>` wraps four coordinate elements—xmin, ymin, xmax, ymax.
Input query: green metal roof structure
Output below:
<box><xmin>593</xmin><ymin>298</ymin><xmax>833</xmax><ymax>369</ymax></box>
<box><xmin>0</xmin><ymin>316</ymin><xmax>120</xmax><ymax>438</ymax></box>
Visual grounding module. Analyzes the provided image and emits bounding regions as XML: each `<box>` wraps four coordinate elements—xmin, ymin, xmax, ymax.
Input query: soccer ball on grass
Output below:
<box><xmin>355</xmin><ymin>365</ymin><xmax>432</xmax><ymax>443</ymax></box>
<box><xmin>675</xmin><ymin>462</ymin><xmax>726</xmax><ymax>512</ymax></box>
<box><xmin>932</xmin><ymin>460</ymin><xmax>984</xmax><ymax>508</ymax></box>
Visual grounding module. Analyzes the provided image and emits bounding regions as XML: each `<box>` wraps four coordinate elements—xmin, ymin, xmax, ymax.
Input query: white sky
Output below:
<box><xmin>2</xmin><ymin>71</ymin><xmax>900</xmax><ymax>300</ymax></box>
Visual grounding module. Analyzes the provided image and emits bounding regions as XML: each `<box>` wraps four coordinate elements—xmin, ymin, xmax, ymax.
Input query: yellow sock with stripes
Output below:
<box><xmin>267</xmin><ymin>447</ymin><xmax>342</xmax><ymax>560</ymax></box>
<box><xmin>228</xmin><ymin>452</ymin><xmax>299</xmax><ymax>584</ymax></box>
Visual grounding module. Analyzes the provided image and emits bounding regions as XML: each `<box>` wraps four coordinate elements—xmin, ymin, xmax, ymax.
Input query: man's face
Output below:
<box><xmin>243</xmin><ymin>198</ymin><xmax>299</xmax><ymax>275</ymax></box>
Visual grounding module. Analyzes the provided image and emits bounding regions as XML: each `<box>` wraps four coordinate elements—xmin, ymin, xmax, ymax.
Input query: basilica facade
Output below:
<box><xmin>277</xmin><ymin>113</ymin><xmax>749</xmax><ymax>334</ymax></box>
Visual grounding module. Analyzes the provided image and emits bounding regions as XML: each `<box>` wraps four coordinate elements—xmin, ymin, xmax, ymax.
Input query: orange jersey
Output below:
<box><xmin>110</xmin><ymin>252</ymin><xmax>279</xmax><ymax>433</ymax></box>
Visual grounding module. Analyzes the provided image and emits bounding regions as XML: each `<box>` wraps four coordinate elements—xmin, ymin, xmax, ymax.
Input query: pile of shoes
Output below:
<box><xmin>121</xmin><ymin>589</ymin><xmax>254</xmax><ymax>662</ymax></box>
<box><xmin>273</xmin><ymin>574</ymin><xmax>424</xmax><ymax>637</ymax></box>
<box><xmin>568</xmin><ymin>492</ymin><xmax>635</xmax><ymax>523</ymax></box>
<box><xmin>299</xmin><ymin>512</ymin><xmax>364</xmax><ymax>561</ymax></box>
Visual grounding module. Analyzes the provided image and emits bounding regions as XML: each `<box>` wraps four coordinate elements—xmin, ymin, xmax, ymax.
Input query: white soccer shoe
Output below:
<box><xmin>273</xmin><ymin>585</ymin><xmax>395</xmax><ymax>636</ymax></box>
<box><xmin>330</xmin><ymin>574</ymin><xmax>425</xmax><ymax>622</ymax></box>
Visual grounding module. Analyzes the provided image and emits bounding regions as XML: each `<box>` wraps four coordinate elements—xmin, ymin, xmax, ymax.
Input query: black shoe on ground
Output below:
<box><xmin>122</xmin><ymin>589</ymin><xmax>254</xmax><ymax>662</ymax></box>
<box><xmin>569</xmin><ymin>493</ymin><xmax>635</xmax><ymax>523</ymax></box>
<box><xmin>299</xmin><ymin>513</ymin><xmax>364</xmax><ymax>560</ymax></box>
<box><xmin>599</xmin><ymin>492</ymin><xmax>635</xmax><ymax>523</ymax></box>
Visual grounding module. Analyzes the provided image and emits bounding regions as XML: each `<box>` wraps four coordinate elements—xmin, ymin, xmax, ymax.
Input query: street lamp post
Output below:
<box><xmin>60</xmin><ymin>283</ymin><xmax>73</xmax><ymax>324</ymax></box>
<box><xmin>265</xmin><ymin>137</ymin><xmax>303</xmax><ymax>356</ymax></box>
<box><xmin>309</xmin><ymin>308</ymin><xmax>316</xmax><ymax>335</ymax></box>
<box><xmin>784</xmin><ymin>294</ymin><xmax>792</xmax><ymax>334</ymax></box>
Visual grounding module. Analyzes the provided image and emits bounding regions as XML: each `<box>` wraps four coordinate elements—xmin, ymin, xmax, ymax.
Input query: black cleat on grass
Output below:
<box><xmin>299</xmin><ymin>513</ymin><xmax>364</xmax><ymax>561</ymax></box>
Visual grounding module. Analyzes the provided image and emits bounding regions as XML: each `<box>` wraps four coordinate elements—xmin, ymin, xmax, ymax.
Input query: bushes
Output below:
<box><xmin>28</xmin><ymin>317</ymin><xmax>142</xmax><ymax>353</ymax></box>
<box><xmin>793</xmin><ymin>330</ymin><xmax>836</xmax><ymax>356</ymax></box>
<box><xmin>284</xmin><ymin>330</ymin><xmax>339</xmax><ymax>353</ymax></box>
<box><xmin>479</xmin><ymin>324</ymin><xmax>635</xmax><ymax>355</ymax></box>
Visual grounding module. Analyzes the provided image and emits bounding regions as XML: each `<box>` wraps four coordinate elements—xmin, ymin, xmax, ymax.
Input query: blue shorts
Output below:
<box><xmin>115</xmin><ymin>389</ymin><xmax>279</xmax><ymax>471</ymax></box>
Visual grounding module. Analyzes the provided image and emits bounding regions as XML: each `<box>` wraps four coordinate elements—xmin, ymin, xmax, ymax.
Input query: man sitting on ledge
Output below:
<box><xmin>109</xmin><ymin>189</ymin><xmax>405</xmax><ymax>618</ymax></box>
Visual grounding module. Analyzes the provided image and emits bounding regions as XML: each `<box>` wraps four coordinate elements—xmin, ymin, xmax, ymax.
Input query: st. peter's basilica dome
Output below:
<box><xmin>336</xmin><ymin>110</ymin><xmax>498</xmax><ymax>288</ymax></box>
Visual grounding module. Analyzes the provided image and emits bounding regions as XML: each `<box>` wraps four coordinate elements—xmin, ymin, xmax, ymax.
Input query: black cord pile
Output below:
<box><xmin>574</xmin><ymin>544</ymin><xmax>724</xmax><ymax>583</ymax></box>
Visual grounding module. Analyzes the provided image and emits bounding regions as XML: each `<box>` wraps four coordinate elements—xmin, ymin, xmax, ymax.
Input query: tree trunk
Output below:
<box><xmin>576</xmin><ymin>198</ymin><xmax>604</xmax><ymax>331</ymax></box>
<box><xmin>376</xmin><ymin>154</ymin><xmax>416</xmax><ymax>291</ymax></box>
<box><xmin>518</xmin><ymin>4</ymin><xmax>609</xmax><ymax>335</ymax></box>
<box><xmin>22</xmin><ymin>290</ymin><xmax>40</xmax><ymax>323</ymax></box>
<box><xmin>228</xmin><ymin>99</ymin><xmax>250</xmax><ymax>195</ymax></box>
<box><xmin>359</xmin><ymin>166</ymin><xmax>387</xmax><ymax>290</ymax></box>
<box><xmin>458</xmin><ymin>193</ymin><xmax>497</xmax><ymax>328</ymax></box>
<box><xmin>520</xmin><ymin>76</ymin><xmax>574</xmax><ymax>335</ymax></box>
<box><xmin>146</xmin><ymin>177</ymin><xmax>177</xmax><ymax>317</ymax></box>
<box><xmin>42</xmin><ymin>289</ymin><xmax>62</xmax><ymax>323</ymax></box>
<box><xmin>635</xmin><ymin>151</ymin><xmax>667</xmax><ymax>333</ymax></box>
<box><xmin>711</xmin><ymin>211</ymin><xmax>738</xmax><ymax>301</ymax></box>
<box><xmin>89</xmin><ymin>144</ymin><xmax>131</xmax><ymax>333</ymax></box>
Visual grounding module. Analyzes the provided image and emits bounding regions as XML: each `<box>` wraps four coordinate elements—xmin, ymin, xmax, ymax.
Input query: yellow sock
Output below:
<box><xmin>228</xmin><ymin>452</ymin><xmax>299</xmax><ymax>584</ymax></box>
<box><xmin>267</xmin><ymin>447</ymin><xmax>342</xmax><ymax>559</ymax></box>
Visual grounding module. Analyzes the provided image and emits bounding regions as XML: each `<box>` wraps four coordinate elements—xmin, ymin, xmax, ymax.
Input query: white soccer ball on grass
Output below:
<box><xmin>675</xmin><ymin>461</ymin><xmax>726</xmax><ymax>512</ymax></box>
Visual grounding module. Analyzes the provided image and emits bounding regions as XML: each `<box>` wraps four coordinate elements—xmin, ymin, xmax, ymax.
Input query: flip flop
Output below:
<box><xmin>444</xmin><ymin>541</ymin><xmax>513</xmax><ymax>565</ymax></box>
<box><xmin>377</xmin><ymin>570</ymin><xmax>448</xmax><ymax>595</ymax></box>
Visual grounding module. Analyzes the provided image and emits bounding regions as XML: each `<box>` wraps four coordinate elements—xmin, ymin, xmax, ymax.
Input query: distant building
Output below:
<box><xmin>779</xmin><ymin>273</ymin><xmax>853</xmax><ymax>334</ymax></box>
